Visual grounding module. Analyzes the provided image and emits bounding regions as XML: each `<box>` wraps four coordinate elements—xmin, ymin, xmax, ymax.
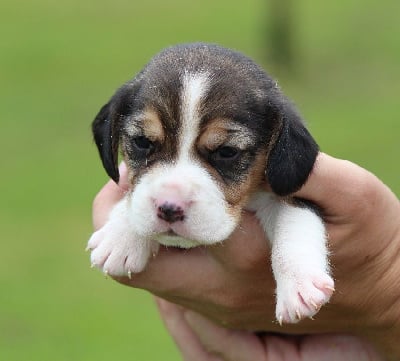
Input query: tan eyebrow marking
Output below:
<box><xmin>125</xmin><ymin>108</ymin><xmax>165</xmax><ymax>142</ymax></box>
<box><xmin>198</xmin><ymin>118</ymin><xmax>254</xmax><ymax>150</ymax></box>
<box><xmin>142</xmin><ymin>108</ymin><xmax>165</xmax><ymax>142</ymax></box>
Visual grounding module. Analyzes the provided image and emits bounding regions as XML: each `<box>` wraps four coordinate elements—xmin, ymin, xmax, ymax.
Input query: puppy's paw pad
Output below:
<box><xmin>276</xmin><ymin>273</ymin><xmax>334</xmax><ymax>324</ymax></box>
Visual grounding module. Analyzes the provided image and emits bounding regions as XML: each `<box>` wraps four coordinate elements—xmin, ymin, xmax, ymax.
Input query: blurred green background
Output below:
<box><xmin>0</xmin><ymin>0</ymin><xmax>398</xmax><ymax>360</ymax></box>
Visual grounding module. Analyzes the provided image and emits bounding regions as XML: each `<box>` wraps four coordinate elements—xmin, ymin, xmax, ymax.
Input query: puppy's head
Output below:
<box><xmin>92</xmin><ymin>43</ymin><xmax>318</xmax><ymax>245</ymax></box>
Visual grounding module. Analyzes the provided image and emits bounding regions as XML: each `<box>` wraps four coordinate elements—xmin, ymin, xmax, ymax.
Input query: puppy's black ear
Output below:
<box><xmin>92</xmin><ymin>101</ymin><xmax>121</xmax><ymax>183</ymax></box>
<box><xmin>266</xmin><ymin>101</ymin><xmax>319</xmax><ymax>196</ymax></box>
<box><xmin>92</xmin><ymin>82</ymin><xmax>139</xmax><ymax>183</ymax></box>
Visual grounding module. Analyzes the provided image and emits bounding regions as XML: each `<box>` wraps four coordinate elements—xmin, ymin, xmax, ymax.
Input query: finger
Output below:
<box><xmin>92</xmin><ymin>162</ymin><xmax>129</xmax><ymax>230</ymax></box>
<box><xmin>185</xmin><ymin>311</ymin><xmax>267</xmax><ymax>361</ymax></box>
<box><xmin>156</xmin><ymin>298</ymin><xmax>222</xmax><ymax>361</ymax></box>
<box><xmin>293</xmin><ymin>152</ymin><xmax>381</xmax><ymax>218</ymax></box>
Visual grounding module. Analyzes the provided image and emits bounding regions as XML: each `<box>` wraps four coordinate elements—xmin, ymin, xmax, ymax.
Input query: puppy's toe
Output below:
<box><xmin>123</xmin><ymin>253</ymin><xmax>148</xmax><ymax>276</ymax></box>
<box><xmin>87</xmin><ymin>228</ymin><xmax>105</xmax><ymax>251</ymax></box>
<box><xmin>90</xmin><ymin>241</ymin><xmax>112</xmax><ymax>269</ymax></box>
<box><xmin>102</xmin><ymin>248</ymin><xmax>129</xmax><ymax>276</ymax></box>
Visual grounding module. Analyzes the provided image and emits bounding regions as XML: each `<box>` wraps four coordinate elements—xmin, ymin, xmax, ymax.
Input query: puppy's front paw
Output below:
<box><xmin>87</xmin><ymin>224</ymin><xmax>156</xmax><ymax>278</ymax></box>
<box><xmin>275</xmin><ymin>271</ymin><xmax>334</xmax><ymax>325</ymax></box>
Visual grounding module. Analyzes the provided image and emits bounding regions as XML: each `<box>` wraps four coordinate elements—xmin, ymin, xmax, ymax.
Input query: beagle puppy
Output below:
<box><xmin>87</xmin><ymin>43</ymin><xmax>334</xmax><ymax>324</ymax></box>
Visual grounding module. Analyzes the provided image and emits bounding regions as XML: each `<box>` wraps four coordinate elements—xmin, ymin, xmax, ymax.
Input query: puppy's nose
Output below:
<box><xmin>157</xmin><ymin>202</ymin><xmax>185</xmax><ymax>223</ymax></box>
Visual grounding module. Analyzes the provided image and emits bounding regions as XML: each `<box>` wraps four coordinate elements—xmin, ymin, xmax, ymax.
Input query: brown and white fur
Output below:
<box><xmin>87</xmin><ymin>43</ymin><xmax>334</xmax><ymax>324</ymax></box>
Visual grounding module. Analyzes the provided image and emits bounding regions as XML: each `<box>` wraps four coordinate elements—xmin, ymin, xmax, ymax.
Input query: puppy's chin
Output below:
<box><xmin>154</xmin><ymin>232</ymin><xmax>201</xmax><ymax>249</ymax></box>
<box><xmin>153</xmin><ymin>217</ymin><xmax>237</xmax><ymax>248</ymax></box>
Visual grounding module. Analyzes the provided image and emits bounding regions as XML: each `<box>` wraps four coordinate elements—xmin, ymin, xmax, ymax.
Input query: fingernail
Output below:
<box><xmin>118</xmin><ymin>162</ymin><xmax>129</xmax><ymax>191</ymax></box>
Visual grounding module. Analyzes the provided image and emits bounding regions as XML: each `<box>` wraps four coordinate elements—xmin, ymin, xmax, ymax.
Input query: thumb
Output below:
<box><xmin>92</xmin><ymin>162</ymin><xmax>129</xmax><ymax>230</ymax></box>
<box><xmin>294</xmin><ymin>152</ymin><xmax>378</xmax><ymax>218</ymax></box>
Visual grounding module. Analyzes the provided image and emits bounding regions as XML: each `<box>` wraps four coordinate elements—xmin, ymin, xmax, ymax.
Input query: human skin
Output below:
<box><xmin>156</xmin><ymin>298</ymin><xmax>384</xmax><ymax>361</ymax></box>
<box><xmin>92</xmin><ymin>153</ymin><xmax>400</xmax><ymax>360</ymax></box>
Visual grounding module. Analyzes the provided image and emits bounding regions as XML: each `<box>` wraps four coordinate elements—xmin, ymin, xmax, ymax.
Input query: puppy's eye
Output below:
<box><xmin>132</xmin><ymin>136</ymin><xmax>154</xmax><ymax>153</ymax></box>
<box><xmin>213</xmin><ymin>146</ymin><xmax>240</xmax><ymax>161</ymax></box>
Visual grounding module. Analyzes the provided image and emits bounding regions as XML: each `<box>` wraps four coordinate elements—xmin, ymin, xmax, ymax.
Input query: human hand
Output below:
<box><xmin>91</xmin><ymin>154</ymin><xmax>400</xmax><ymax>358</ymax></box>
<box><xmin>156</xmin><ymin>298</ymin><xmax>384</xmax><ymax>361</ymax></box>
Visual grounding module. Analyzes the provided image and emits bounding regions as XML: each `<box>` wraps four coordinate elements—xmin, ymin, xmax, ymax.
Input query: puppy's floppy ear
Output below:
<box><xmin>92</xmin><ymin>82</ymin><xmax>138</xmax><ymax>183</ymax></box>
<box><xmin>92</xmin><ymin>101</ymin><xmax>120</xmax><ymax>183</ymax></box>
<box><xmin>266</xmin><ymin>100</ymin><xmax>319</xmax><ymax>196</ymax></box>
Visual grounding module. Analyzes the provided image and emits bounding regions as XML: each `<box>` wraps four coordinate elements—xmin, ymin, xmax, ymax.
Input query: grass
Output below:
<box><xmin>0</xmin><ymin>0</ymin><xmax>398</xmax><ymax>360</ymax></box>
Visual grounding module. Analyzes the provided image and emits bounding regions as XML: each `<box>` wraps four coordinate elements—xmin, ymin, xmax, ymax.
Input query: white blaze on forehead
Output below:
<box><xmin>179</xmin><ymin>72</ymin><xmax>209</xmax><ymax>161</ymax></box>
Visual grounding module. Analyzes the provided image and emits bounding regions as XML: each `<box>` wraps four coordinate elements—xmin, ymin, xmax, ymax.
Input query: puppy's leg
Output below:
<box><xmin>87</xmin><ymin>196</ymin><xmax>158</xmax><ymax>277</ymax></box>
<box><xmin>249</xmin><ymin>193</ymin><xmax>334</xmax><ymax>324</ymax></box>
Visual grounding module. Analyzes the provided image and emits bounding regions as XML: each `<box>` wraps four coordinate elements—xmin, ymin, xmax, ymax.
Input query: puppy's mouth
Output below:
<box><xmin>154</xmin><ymin>229</ymin><xmax>200</xmax><ymax>249</ymax></box>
